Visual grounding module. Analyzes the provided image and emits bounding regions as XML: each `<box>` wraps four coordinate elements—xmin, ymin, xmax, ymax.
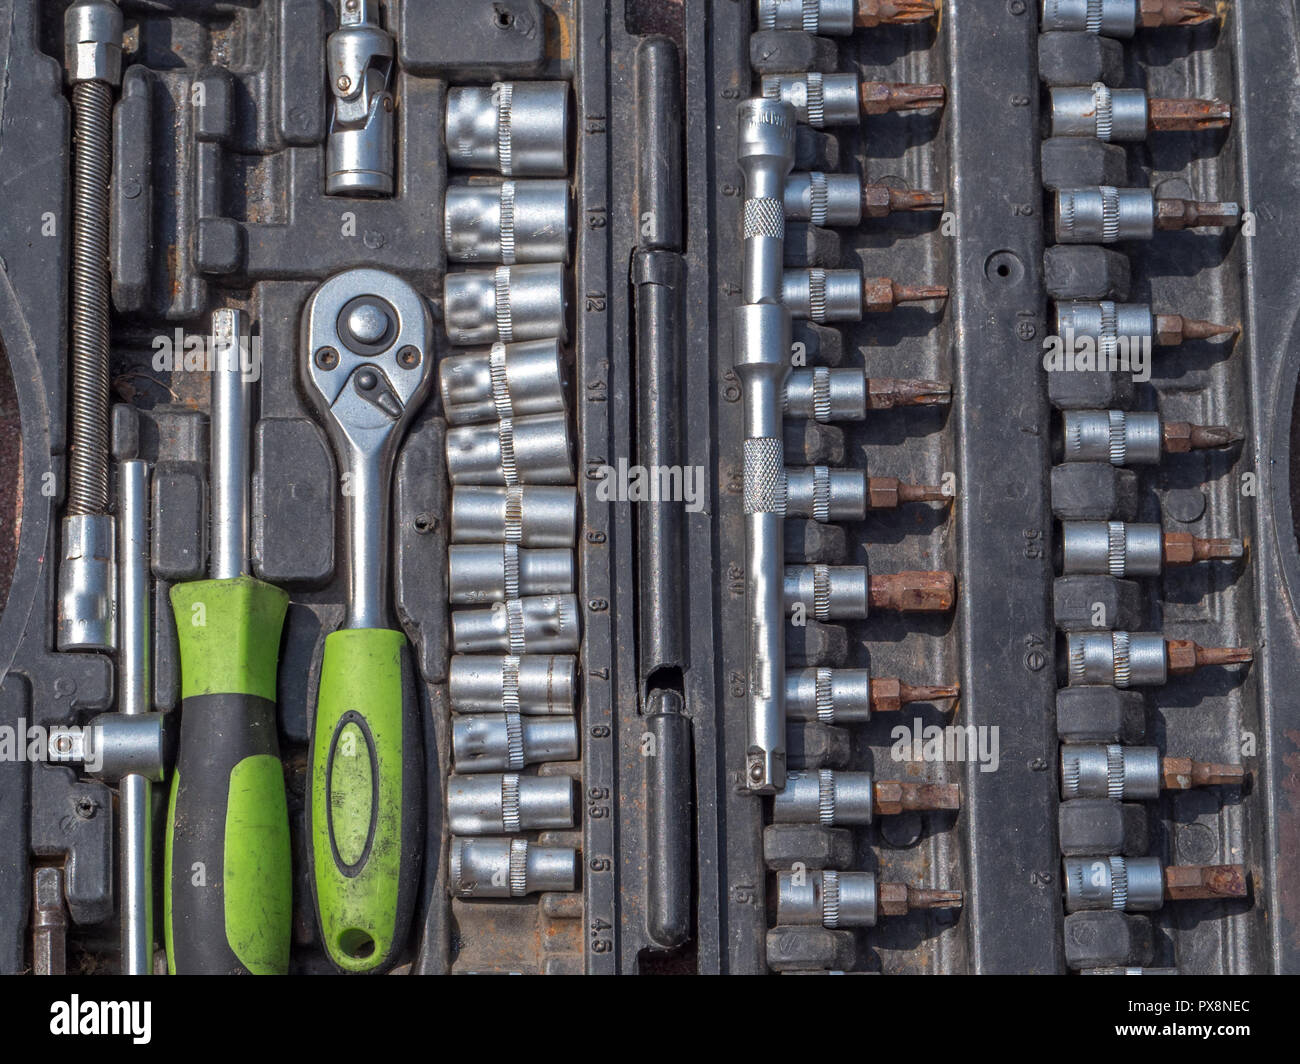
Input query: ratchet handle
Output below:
<box><xmin>309</xmin><ymin>627</ymin><xmax>423</xmax><ymax>973</ymax></box>
<box><xmin>164</xmin><ymin>576</ymin><xmax>292</xmax><ymax>975</ymax></box>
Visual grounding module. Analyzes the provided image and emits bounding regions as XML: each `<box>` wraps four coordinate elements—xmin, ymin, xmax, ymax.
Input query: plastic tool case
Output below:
<box><xmin>0</xmin><ymin>0</ymin><xmax>1294</xmax><ymax>974</ymax></box>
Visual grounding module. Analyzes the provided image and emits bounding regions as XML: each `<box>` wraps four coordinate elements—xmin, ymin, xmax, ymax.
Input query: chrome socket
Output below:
<box><xmin>1054</xmin><ymin>187</ymin><xmax>1156</xmax><ymax>244</ymax></box>
<box><xmin>439</xmin><ymin>338</ymin><xmax>566</xmax><ymax>425</ymax></box>
<box><xmin>1061</xmin><ymin>521</ymin><xmax>1165</xmax><ymax>577</ymax></box>
<box><xmin>784</xmin><ymin>564</ymin><xmax>870</xmax><ymax>621</ymax></box>
<box><xmin>449</xmin><ymin>653</ymin><xmax>578</xmax><ymax>715</ymax></box>
<box><xmin>757</xmin><ymin>0</ymin><xmax>856</xmax><ymax>35</ymax></box>
<box><xmin>1054</xmin><ymin>302</ymin><xmax>1155</xmax><ymax>358</ymax></box>
<box><xmin>784</xmin><ymin>172</ymin><xmax>863</xmax><ymax>227</ymax></box>
<box><xmin>445</xmin><ymin>82</ymin><xmax>571</xmax><ymax>177</ymax></box>
<box><xmin>445</xmin><ymin>179</ymin><xmax>571</xmax><ymax>265</ymax></box>
<box><xmin>444</xmin><ymin>262</ymin><xmax>567</xmax><ymax>347</ymax></box>
<box><xmin>1066</xmin><ymin>630</ymin><xmax>1169</xmax><ymax>687</ymax></box>
<box><xmin>445</xmin><ymin>411</ymin><xmax>574</xmax><ymax>485</ymax></box>
<box><xmin>785</xmin><ymin>367</ymin><xmax>865</xmax><ymax>422</ymax></box>
<box><xmin>57</xmin><ymin>513</ymin><xmax>117</xmax><ymax>652</ymax></box>
<box><xmin>1061</xmin><ymin>743</ymin><xmax>1161</xmax><ymax>801</ymax></box>
<box><xmin>776</xmin><ymin>869</ymin><xmax>879</xmax><ymax>928</ymax></box>
<box><xmin>452</xmin><ymin>712</ymin><xmax>580</xmax><ymax>772</ymax></box>
<box><xmin>47</xmin><ymin>714</ymin><xmax>165</xmax><ymax>782</ymax></box>
<box><xmin>1041</xmin><ymin>0</ymin><xmax>1140</xmax><ymax>37</ymax></box>
<box><xmin>1064</xmin><ymin>855</ymin><xmax>1165</xmax><ymax>912</ymax></box>
<box><xmin>786</xmin><ymin>466</ymin><xmax>868</xmax><ymax>522</ymax></box>
<box><xmin>773</xmin><ymin>769</ymin><xmax>874</xmax><ymax>825</ymax></box>
<box><xmin>1061</xmin><ymin>409</ymin><xmax>1163</xmax><ymax>466</ymax></box>
<box><xmin>447</xmin><ymin>773</ymin><xmax>576</xmax><ymax>834</ymax></box>
<box><xmin>450</xmin><ymin>485</ymin><xmax>579</xmax><ymax>546</ymax></box>
<box><xmin>448</xmin><ymin>544</ymin><xmax>575</xmax><ymax>604</ymax></box>
<box><xmin>783</xmin><ymin>268</ymin><xmax>864</xmax><ymax>322</ymax></box>
<box><xmin>449</xmin><ymin>837</ymin><xmax>578</xmax><ymax>897</ymax></box>
<box><xmin>761</xmin><ymin>73</ymin><xmax>861</xmax><ymax>128</ymax></box>
<box><xmin>64</xmin><ymin>0</ymin><xmax>123</xmax><ymax>84</ymax></box>
<box><xmin>786</xmin><ymin>667</ymin><xmax>874</xmax><ymax>723</ymax></box>
<box><xmin>451</xmin><ymin>593</ymin><xmax>582</xmax><ymax>654</ymax></box>
<box><xmin>1050</xmin><ymin>85</ymin><xmax>1150</xmax><ymax>141</ymax></box>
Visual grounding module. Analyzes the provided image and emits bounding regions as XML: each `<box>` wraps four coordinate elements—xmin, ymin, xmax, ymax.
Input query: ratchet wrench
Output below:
<box><xmin>301</xmin><ymin>268</ymin><xmax>434</xmax><ymax>972</ymax></box>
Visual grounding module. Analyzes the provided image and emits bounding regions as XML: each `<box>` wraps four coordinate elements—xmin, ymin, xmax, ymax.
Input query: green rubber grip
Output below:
<box><xmin>164</xmin><ymin>576</ymin><xmax>292</xmax><ymax>975</ymax></box>
<box><xmin>309</xmin><ymin>627</ymin><xmax>423</xmax><ymax>973</ymax></box>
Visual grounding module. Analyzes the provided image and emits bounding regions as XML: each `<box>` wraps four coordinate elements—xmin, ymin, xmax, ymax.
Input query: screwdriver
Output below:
<box><xmin>165</xmin><ymin>309</ymin><xmax>292</xmax><ymax>974</ymax></box>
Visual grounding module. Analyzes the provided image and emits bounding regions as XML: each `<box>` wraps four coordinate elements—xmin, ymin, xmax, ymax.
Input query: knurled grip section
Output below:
<box><xmin>501</xmin><ymin>654</ymin><xmax>522</xmax><ymax>712</ymax></box>
<box><xmin>808</xmin><ymin>170</ymin><xmax>829</xmax><ymax>227</ymax></box>
<box><xmin>1111</xmin><ymin>630</ymin><xmax>1132</xmax><ymax>687</ymax></box>
<box><xmin>1092</xmin><ymin>82</ymin><xmax>1113</xmax><ymax>141</ymax></box>
<box><xmin>502</xmin><ymin>542</ymin><xmax>521</xmax><ymax>600</ymax></box>
<box><xmin>815</xmin><ymin>667</ymin><xmax>834</xmax><ymax>722</ymax></box>
<box><xmin>744</xmin><ymin>197</ymin><xmax>785</xmax><ymax>239</ymax></box>
<box><xmin>812</xmin><ymin>465</ymin><xmax>831</xmax><ymax>523</ymax></box>
<box><xmin>744</xmin><ymin>438</ymin><xmax>789</xmax><ymax>514</ymax></box>
<box><xmin>1109</xmin><ymin>855</ymin><xmax>1128</xmax><ymax>910</ymax></box>
<box><xmin>1101</xmin><ymin>185</ymin><xmax>1121</xmax><ymax>243</ymax></box>
<box><xmin>504</xmin><ymin>485</ymin><xmax>524</xmax><ymax>543</ymax></box>
<box><xmin>497</xmin><ymin>82</ymin><xmax>514</xmax><ymax>175</ymax></box>
<box><xmin>489</xmin><ymin>342</ymin><xmax>514</xmax><ymax>420</ymax></box>
<box><xmin>1107</xmin><ymin>520</ymin><xmax>1127</xmax><ymax>577</ymax></box>
<box><xmin>501</xmin><ymin>773</ymin><xmax>522</xmax><ymax>831</ymax></box>
<box><xmin>494</xmin><ymin>265</ymin><xmax>514</xmax><ymax>341</ymax></box>
<box><xmin>817</xmin><ymin>768</ymin><xmax>836</xmax><ymax>824</ymax></box>
<box><xmin>822</xmin><ymin>869</ymin><xmax>841</xmax><ymax>928</ymax></box>
<box><xmin>499</xmin><ymin>180</ymin><xmax>517</xmax><ymax>264</ymax></box>
<box><xmin>1108</xmin><ymin>409</ymin><xmax>1127</xmax><ymax>466</ymax></box>
<box><xmin>509</xmin><ymin>838</ymin><xmax>529</xmax><ymax>896</ymax></box>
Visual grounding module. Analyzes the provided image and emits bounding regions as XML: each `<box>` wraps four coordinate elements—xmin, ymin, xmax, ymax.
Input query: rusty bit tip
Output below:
<box><xmin>874</xmin><ymin>779</ymin><xmax>962</xmax><ymax>815</ymax></box>
<box><xmin>865</xmin><ymin>376</ymin><xmax>953</xmax><ymax>410</ymax></box>
<box><xmin>869</xmin><ymin>570</ymin><xmax>956</xmax><ymax>613</ymax></box>
<box><xmin>859</xmin><ymin>80</ymin><xmax>947</xmax><ymax>116</ymax></box>
<box><xmin>856</xmin><ymin>0</ymin><xmax>939</xmax><ymax>28</ymax></box>
<box><xmin>862</xmin><ymin>277</ymin><xmax>949</xmax><ymax>313</ymax></box>
<box><xmin>1138</xmin><ymin>0</ymin><xmax>1218</xmax><ymax>29</ymax></box>
<box><xmin>1148</xmin><ymin>96</ymin><xmax>1233</xmax><ymax>133</ymax></box>
<box><xmin>892</xmin><ymin>281</ymin><xmax>950</xmax><ymax>305</ymax></box>
<box><xmin>1161</xmin><ymin>757</ymin><xmax>1246</xmax><ymax>790</ymax></box>
<box><xmin>1155</xmin><ymin>313</ymin><xmax>1239</xmax><ymax>346</ymax></box>
<box><xmin>1163</xmin><ymin>532</ymin><xmax>1246</xmax><ymax>565</ymax></box>
<box><xmin>869</xmin><ymin>476</ymin><xmax>951</xmax><ymax>507</ymax></box>
<box><xmin>1155</xmin><ymin>197</ymin><xmax>1242</xmax><ymax>230</ymax></box>
<box><xmin>1166</xmin><ymin>639</ymin><xmax>1254</xmax><ymax>674</ymax></box>
<box><xmin>1162</xmin><ymin>421</ymin><xmax>1242</xmax><ymax>453</ymax></box>
<box><xmin>870</xmin><ymin>677</ymin><xmax>959</xmax><ymax>712</ymax></box>
<box><xmin>861</xmin><ymin>183</ymin><xmax>946</xmax><ymax>217</ymax></box>
<box><xmin>899</xmin><ymin>480</ymin><xmax>952</xmax><ymax>504</ymax></box>
<box><xmin>878</xmin><ymin>882</ymin><xmax>964</xmax><ymax>916</ymax></box>
<box><xmin>1163</xmin><ymin>863</ymin><xmax>1248</xmax><ymax>902</ymax></box>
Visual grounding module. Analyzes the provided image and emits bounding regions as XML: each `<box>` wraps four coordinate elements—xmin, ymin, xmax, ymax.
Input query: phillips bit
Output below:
<box><xmin>857</xmin><ymin>0</ymin><xmax>938</xmax><ymax>27</ymax></box>
<box><xmin>867</xmin><ymin>376</ymin><xmax>951</xmax><ymax>409</ymax></box>
<box><xmin>759</xmin><ymin>0</ymin><xmax>936</xmax><ymax>34</ymax></box>
<box><xmin>1050</xmin><ymin>86</ymin><xmax>1231</xmax><ymax>141</ymax></box>
<box><xmin>785</xmin><ymin>467</ymin><xmax>950</xmax><ymax>521</ymax></box>
<box><xmin>1163</xmin><ymin>420</ymin><xmax>1243</xmax><ymax>453</ymax></box>
<box><xmin>1139</xmin><ymin>0</ymin><xmax>1216</xmax><ymax>29</ymax></box>
<box><xmin>784</xmin><ymin>173</ymin><xmax>944</xmax><ymax>226</ymax></box>
<box><xmin>773</xmin><ymin>769</ymin><xmax>961</xmax><ymax>824</ymax></box>
<box><xmin>859</xmin><ymin>80</ymin><xmax>947</xmax><ymax>115</ymax></box>
<box><xmin>1061</xmin><ymin>743</ymin><xmax>1246</xmax><ymax>800</ymax></box>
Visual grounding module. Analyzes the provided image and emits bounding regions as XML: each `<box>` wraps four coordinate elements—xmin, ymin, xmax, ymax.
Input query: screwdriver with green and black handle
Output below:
<box><xmin>164</xmin><ymin>308</ymin><xmax>292</xmax><ymax>974</ymax></box>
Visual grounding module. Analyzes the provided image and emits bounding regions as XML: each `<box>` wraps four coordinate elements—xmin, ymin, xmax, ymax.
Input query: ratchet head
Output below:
<box><xmin>302</xmin><ymin>268</ymin><xmax>435</xmax><ymax>456</ymax></box>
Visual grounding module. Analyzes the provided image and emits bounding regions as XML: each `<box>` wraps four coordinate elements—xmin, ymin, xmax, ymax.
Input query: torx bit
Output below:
<box><xmin>773</xmin><ymin>768</ymin><xmax>961</xmax><ymax>824</ymax></box>
<box><xmin>776</xmin><ymin>870</ymin><xmax>962</xmax><ymax>929</ymax></box>
<box><xmin>786</xmin><ymin>667</ymin><xmax>959</xmax><ymax>722</ymax></box>
<box><xmin>1061</xmin><ymin>743</ymin><xmax>1246</xmax><ymax>800</ymax></box>
<box><xmin>1163</xmin><ymin>863</ymin><xmax>1249</xmax><ymax>902</ymax></box>
<box><xmin>784</xmin><ymin>172</ymin><xmax>944</xmax><ymax>227</ymax></box>
<box><xmin>762</xmin><ymin>73</ymin><xmax>944</xmax><ymax>129</ymax></box>
<box><xmin>784</xmin><ymin>565</ymin><xmax>955</xmax><ymax>619</ymax></box>
<box><xmin>1147</xmin><ymin>96</ymin><xmax>1233</xmax><ymax>132</ymax></box>
<box><xmin>784</xmin><ymin>268</ymin><xmax>949</xmax><ymax>321</ymax></box>
<box><xmin>1059</xmin><ymin>520</ymin><xmax>1245</xmax><ymax>577</ymax></box>
<box><xmin>1066</xmin><ymin>630</ymin><xmax>1252</xmax><ymax>687</ymax></box>
<box><xmin>1060</xmin><ymin>409</ymin><xmax>1241</xmax><ymax>465</ymax></box>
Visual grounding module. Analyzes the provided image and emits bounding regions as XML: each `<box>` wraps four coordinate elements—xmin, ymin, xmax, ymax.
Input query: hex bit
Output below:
<box><xmin>784</xmin><ymin>172</ymin><xmax>944</xmax><ymax>228</ymax></box>
<box><xmin>1054</xmin><ymin>186</ymin><xmax>1240</xmax><ymax>243</ymax></box>
<box><xmin>784</xmin><ymin>565</ymin><xmax>956</xmax><ymax>619</ymax></box>
<box><xmin>1060</xmin><ymin>409</ymin><xmax>1241</xmax><ymax>465</ymax></box>
<box><xmin>1064</xmin><ymin>857</ymin><xmax>1247</xmax><ymax>912</ymax></box>
<box><xmin>1061</xmin><ymin>744</ymin><xmax>1246</xmax><ymax>800</ymax></box>
<box><xmin>785</xmin><ymin>465</ymin><xmax>949</xmax><ymax>522</ymax></box>
<box><xmin>1065</xmin><ymin>631</ymin><xmax>1253</xmax><ymax>687</ymax></box>
<box><xmin>776</xmin><ymin>870</ymin><xmax>962</xmax><ymax>929</ymax></box>
<box><xmin>1059</xmin><ymin>520</ymin><xmax>1245</xmax><ymax>577</ymax></box>
<box><xmin>784</xmin><ymin>268</ymin><xmax>949</xmax><ymax>321</ymax></box>
<box><xmin>786</xmin><ymin>667</ymin><xmax>959</xmax><ymax>723</ymax></box>
<box><xmin>774</xmin><ymin>769</ymin><xmax>961</xmax><ymax>824</ymax></box>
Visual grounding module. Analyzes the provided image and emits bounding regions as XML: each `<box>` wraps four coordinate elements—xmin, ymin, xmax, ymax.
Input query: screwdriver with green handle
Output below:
<box><xmin>164</xmin><ymin>309</ymin><xmax>292</xmax><ymax>974</ymax></box>
<box><xmin>302</xmin><ymin>269</ymin><xmax>433</xmax><ymax>972</ymax></box>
